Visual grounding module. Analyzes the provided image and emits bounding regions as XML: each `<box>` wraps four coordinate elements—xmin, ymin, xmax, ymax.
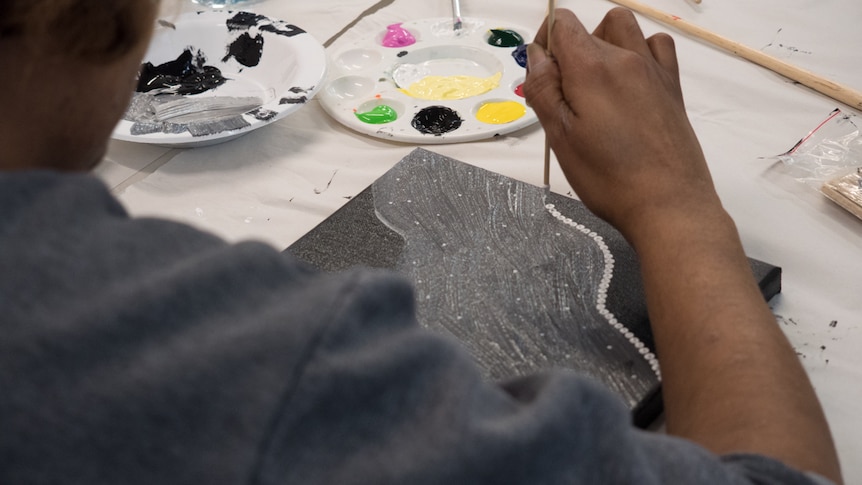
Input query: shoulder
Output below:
<box><xmin>0</xmin><ymin>170</ymin><xmax>420</xmax><ymax>483</ymax></box>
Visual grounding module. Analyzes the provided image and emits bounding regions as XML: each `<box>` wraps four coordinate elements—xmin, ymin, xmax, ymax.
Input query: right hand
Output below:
<box><xmin>524</xmin><ymin>8</ymin><xmax>722</xmax><ymax>243</ymax></box>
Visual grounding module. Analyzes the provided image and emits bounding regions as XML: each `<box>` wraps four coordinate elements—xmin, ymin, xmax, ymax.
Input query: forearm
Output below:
<box><xmin>522</xmin><ymin>8</ymin><xmax>841</xmax><ymax>479</ymax></box>
<box><xmin>633</xmin><ymin>205</ymin><xmax>842</xmax><ymax>483</ymax></box>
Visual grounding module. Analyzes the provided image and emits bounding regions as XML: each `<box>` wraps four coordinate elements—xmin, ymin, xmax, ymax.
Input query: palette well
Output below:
<box><xmin>319</xmin><ymin>18</ymin><xmax>537</xmax><ymax>144</ymax></box>
<box><xmin>113</xmin><ymin>10</ymin><xmax>327</xmax><ymax>148</ymax></box>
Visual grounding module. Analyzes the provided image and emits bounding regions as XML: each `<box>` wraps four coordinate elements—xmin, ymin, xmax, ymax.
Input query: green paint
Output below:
<box><xmin>355</xmin><ymin>104</ymin><xmax>398</xmax><ymax>124</ymax></box>
<box><xmin>487</xmin><ymin>29</ymin><xmax>524</xmax><ymax>48</ymax></box>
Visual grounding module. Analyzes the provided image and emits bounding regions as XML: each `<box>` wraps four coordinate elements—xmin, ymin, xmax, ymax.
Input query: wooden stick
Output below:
<box><xmin>543</xmin><ymin>0</ymin><xmax>556</xmax><ymax>189</ymax></box>
<box><xmin>821</xmin><ymin>170</ymin><xmax>862</xmax><ymax>221</ymax></box>
<box><xmin>607</xmin><ymin>0</ymin><xmax>862</xmax><ymax>111</ymax></box>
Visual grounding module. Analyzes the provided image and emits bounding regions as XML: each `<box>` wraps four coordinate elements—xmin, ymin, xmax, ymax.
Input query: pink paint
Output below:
<box><xmin>382</xmin><ymin>23</ymin><xmax>416</xmax><ymax>48</ymax></box>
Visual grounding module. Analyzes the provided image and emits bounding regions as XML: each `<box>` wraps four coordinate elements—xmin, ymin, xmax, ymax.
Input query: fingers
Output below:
<box><xmin>533</xmin><ymin>8</ymin><xmax>594</xmax><ymax>55</ymax></box>
<box><xmin>647</xmin><ymin>32</ymin><xmax>680</xmax><ymax>85</ymax></box>
<box><xmin>523</xmin><ymin>42</ymin><xmax>568</xmax><ymax>140</ymax></box>
<box><xmin>526</xmin><ymin>9</ymin><xmax>596</xmax><ymax>133</ymax></box>
<box><xmin>529</xmin><ymin>9</ymin><xmax>599</xmax><ymax>119</ymax></box>
<box><xmin>592</xmin><ymin>8</ymin><xmax>652</xmax><ymax>58</ymax></box>
<box><xmin>593</xmin><ymin>8</ymin><xmax>681</xmax><ymax>90</ymax></box>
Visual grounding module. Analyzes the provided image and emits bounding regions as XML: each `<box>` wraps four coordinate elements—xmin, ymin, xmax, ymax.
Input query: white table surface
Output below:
<box><xmin>98</xmin><ymin>0</ymin><xmax>862</xmax><ymax>481</ymax></box>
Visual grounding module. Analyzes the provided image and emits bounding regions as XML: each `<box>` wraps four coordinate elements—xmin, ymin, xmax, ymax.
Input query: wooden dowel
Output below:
<box><xmin>543</xmin><ymin>0</ymin><xmax>556</xmax><ymax>189</ymax></box>
<box><xmin>608</xmin><ymin>0</ymin><xmax>862</xmax><ymax>111</ymax></box>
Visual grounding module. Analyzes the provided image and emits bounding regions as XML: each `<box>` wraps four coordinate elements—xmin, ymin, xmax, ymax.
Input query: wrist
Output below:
<box><xmin>620</xmin><ymin>192</ymin><xmax>732</xmax><ymax>253</ymax></box>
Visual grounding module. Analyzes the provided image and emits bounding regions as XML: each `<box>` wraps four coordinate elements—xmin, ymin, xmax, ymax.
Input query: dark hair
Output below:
<box><xmin>0</xmin><ymin>0</ymin><xmax>160</xmax><ymax>62</ymax></box>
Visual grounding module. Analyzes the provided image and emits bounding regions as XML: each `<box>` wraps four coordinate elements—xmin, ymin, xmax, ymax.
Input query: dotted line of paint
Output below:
<box><xmin>545</xmin><ymin>204</ymin><xmax>662</xmax><ymax>380</ymax></box>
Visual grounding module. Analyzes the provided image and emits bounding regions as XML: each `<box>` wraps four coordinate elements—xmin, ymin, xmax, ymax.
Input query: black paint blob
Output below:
<box><xmin>396</xmin><ymin>50</ymin><xmax>409</xmax><ymax>58</ymax></box>
<box><xmin>279</xmin><ymin>96</ymin><xmax>307</xmax><ymax>105</ymax></box>
<box><xmin>137</xmin><ymin>49</ymin><xmax>227</xmax><ymax>95</ymax></box>
<box><xmin>222</xmin><ymin>32</ymin><xmax>264</xmax><ymax>67</ymax></box>
<box><xmin>250</xmin><ymin>108</ymin><xmax>278</xmax><ymax>121</ymax></box>
<box><xmin>260</xmin><ymin>23</ymin><xmax>306</xmax><ymax>37</ymax></box>
<box><xmin>226</xmin><ymin>12</ymin><xmax>306</xmax><ymax>37</ymax></box>
<box><xmin>226</xmin><ymin>12</ymin><xmax>268</xmax><ymax>30</ymax></box>
<box><xmin>278</xmin><ymin>86</ymin><xmax>310</xmax><ymax>105</ymax></box>
<box><xmin>411</xmin><ymin>106</ymin><xmax>462</xmax><ymax>135</ymax></box>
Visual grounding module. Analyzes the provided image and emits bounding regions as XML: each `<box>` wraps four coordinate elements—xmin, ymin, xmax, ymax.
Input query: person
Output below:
<box><xmin>0</xmin><ymin>1</ymin><xmax>842</xmax><ymax>484</ymax></box>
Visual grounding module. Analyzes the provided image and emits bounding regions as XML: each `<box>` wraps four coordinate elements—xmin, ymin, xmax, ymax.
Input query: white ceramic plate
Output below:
<box><xmin>113</xmin><ymin>10</ymin><xmax>326</xmax><ymax>148</ymax></box>
<box><xmin>320</xmin><ymin>18</ymin><xmax>537</xmax><ymax>144</ymax></box>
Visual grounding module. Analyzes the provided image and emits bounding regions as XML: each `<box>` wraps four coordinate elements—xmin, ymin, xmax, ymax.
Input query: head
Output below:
<box><xmin>0</xmin><ymin>0</ymin><xmax>162</xmax><ymax>171</ymax></box>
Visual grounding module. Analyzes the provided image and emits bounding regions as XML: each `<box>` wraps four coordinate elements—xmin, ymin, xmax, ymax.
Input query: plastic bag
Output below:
<box><xmin>776</xmin><ymin>109</ymin><xmax>862</xmax><ymax>220</ymax></box>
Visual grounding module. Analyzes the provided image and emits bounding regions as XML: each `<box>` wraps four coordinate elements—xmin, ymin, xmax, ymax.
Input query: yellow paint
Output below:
<box><xmin>475</xmin><ymin>100</ymin><xmax>526</xmax><ymax>124</ymax></box>
<box><xmin>400</xmin><ymin>72</ymin><xmax>502</xmax><ymax>100</ymax></box>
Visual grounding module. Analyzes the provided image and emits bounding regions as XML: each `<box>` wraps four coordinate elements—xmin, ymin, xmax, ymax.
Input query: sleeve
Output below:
<box><xmin>250</xmin><ymin>268</ymin><xmax>831</xmax><ymax>485</ymax></box>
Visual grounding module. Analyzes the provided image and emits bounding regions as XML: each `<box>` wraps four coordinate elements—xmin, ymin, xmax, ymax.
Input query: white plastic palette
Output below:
<box><xmin>319</xmin><ymin>18</ymin><xmax>537</xmax><ymax>144</ymax></box>
<box><xmin>113</xmin><ymin>10</ymin><xmax>326</xmax><ymax>148</ymax></box>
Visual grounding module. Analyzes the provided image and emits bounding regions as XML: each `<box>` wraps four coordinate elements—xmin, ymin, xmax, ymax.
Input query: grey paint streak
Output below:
<box><xmin>125</xmin><ymin>93</ymin><xmax>252</xmax><ymax>137</ymax></box>
<box><xmin>372</xmin><ymin>151</ymin><xmax>656</xmax><ymax>407</ymax></box>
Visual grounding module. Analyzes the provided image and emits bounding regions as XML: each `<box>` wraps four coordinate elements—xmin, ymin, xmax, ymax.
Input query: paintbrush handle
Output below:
<box><xmin>607</xmin><ymin>0</ymin><xmax>862</xmax><ymax>111</ymax></box>
<box><xmin>543</xmin><ymin>0</ymin><xmax>556</xmax><ymax>188</ymax></box>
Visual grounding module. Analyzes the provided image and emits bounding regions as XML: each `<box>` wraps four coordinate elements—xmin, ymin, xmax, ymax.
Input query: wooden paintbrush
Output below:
<box><xmin>543</xmin><ymin>0</ymin><xmax>556</xmax><ymax>191</ymax></box>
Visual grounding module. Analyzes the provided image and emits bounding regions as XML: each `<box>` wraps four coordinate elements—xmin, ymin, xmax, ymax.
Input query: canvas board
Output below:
<box><xmin>288</xmin><ymin>148</ymin><xmax>782</xmax><ymax>427</ymax></box>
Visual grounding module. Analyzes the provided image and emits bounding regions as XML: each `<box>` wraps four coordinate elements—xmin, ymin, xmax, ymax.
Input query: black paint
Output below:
<box><xmin>396</xmin><ymin>50</ymin><xmax>409</xmax><ymax>58</ymax></box>
<box><xmin>411</xmin><ymin>106</ymin><xmax>462</xmax><ymax>135</ymax></box>
<box><xmin>250</xmin><ymin>108</ymin><xmax>278</xmax><ymax>121</ymax></box>
<box><xmin>278</xmin><ymin>86</ymin><xmax>311</xmax><ymax>105</ymax></box>
<box><xmin>226</xmin><ymin>12</ymin><xmax>268</xmax><ymax>30</ymax></box>
<box><xmin>226</xmin><ymin>11</ymin><xmax>306</xmax><ymax>37</ymax></box>
<box><xmin>260</xmin><ymin>23</ymin><xmax>306</xmax><ymax>37</ymax></box>
<box><xmin>222</xmin><ymin>32</ymin><xmax>264</xmax><ymax>67</ymax></box>
<box><xmin>137</xmin><ymin>49</ymin><xmax>227</xmax><ymax>95</ymax></box>
<box><xmin>279</xmin><ymin>95</ymin><xmax>307</xmax><ymax>105</ymax></box>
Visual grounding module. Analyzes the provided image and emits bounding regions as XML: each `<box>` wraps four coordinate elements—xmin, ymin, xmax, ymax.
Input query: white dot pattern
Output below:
<box><xmin>545</xmin><ymin>204</ymin><xmax>662</xmax><ymax>380</ymax></box>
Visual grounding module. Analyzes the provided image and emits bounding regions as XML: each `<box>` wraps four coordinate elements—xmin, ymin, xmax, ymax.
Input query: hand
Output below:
<box><xmin>525</xmin><ymin>8</ymin><xmax>720</xmax><ymax>244</ymax></box>
<box><xmin>526</xmin><ymin>10</ymin><xmax>844</xmax><ymax>484</ymax></box>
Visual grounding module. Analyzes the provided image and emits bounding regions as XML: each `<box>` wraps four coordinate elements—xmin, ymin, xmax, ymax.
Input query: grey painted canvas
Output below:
<box><xmin>288</xmin><ymin>148</ymin><xmax>782</xmax><ymax>427</ymax></box>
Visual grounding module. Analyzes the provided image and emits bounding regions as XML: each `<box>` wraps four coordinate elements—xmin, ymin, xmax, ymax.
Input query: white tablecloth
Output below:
<box><xmin>97</xmin><ymin>0</ymin><xmax>862</xmax><ymax>481</ymax></box>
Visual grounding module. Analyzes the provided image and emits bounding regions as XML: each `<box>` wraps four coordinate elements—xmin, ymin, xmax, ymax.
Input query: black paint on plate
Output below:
<box><xmin>137</xmin><ymin>49</ymin><xmax>227</xmax><ymax>95</ymax></box>
<box><xmin>411</xmin><ymin>106</ymin><xmax>463</xmax><ymax>135</ymax></box>
<box><xmin>226</xmin><ymin>11</ymin><xmax>306</xmax><ymax>38</ymax></box>
<box><xmin>222</xmin><ymin>32</ymin><xmax>264</xmax><ymax>67</ymax></box>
